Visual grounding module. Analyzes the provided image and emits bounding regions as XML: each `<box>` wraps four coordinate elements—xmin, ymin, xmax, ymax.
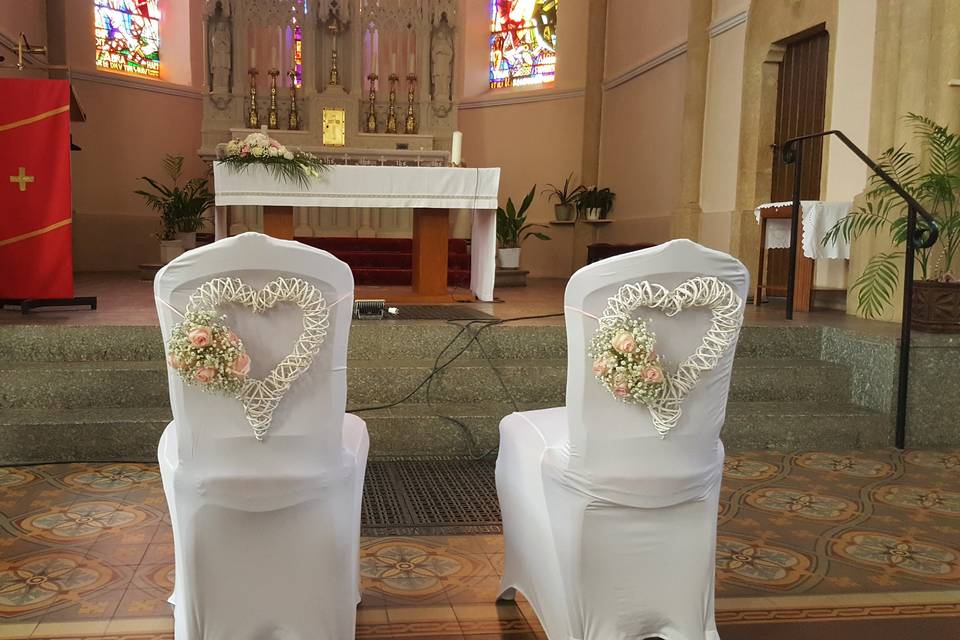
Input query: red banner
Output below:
<box><xmin>0</xmin><ymin>78</ymin><xmax>74</xmax><ymax>299</ymax></box>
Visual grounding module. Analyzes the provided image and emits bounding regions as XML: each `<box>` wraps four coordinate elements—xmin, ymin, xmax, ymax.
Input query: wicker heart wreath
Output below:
<box><xmin>593</xmin><ymin>277</ymin><xmax>743</xmax><ymax>437</ymax></box>
<box><xmin>181</xmin><ymin>276</ymin><xmax>330</xmax><ymax>441</ymax></box>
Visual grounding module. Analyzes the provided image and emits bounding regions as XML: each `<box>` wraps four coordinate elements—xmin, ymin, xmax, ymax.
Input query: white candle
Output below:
<box><xmin>408</xmin><ymin>52</ymin><xmax>414</xmax><ymax>74</ymax></box>
<box><xmin>391</xmin><ymin>52</ymin><xmax>397</xmax><ymax>73</ymax></box>
<box><xmin>271</xmin><ymin>46</ymin><xmax>277</xmax><ymax>70</ymax></box>
<box><xmin>450</xmin><ymin>131</ymin><xmax>463</xmax><ymax>166</ymax></box>
<box><xmin>250</xmin><ymin>47</ymin><xmax>256</xmax><ymax>68</ymax></box>
<box><xmin>372</xmin><ymin>51</ymin><xmax>378</xmax><ymax>75</ymax></box>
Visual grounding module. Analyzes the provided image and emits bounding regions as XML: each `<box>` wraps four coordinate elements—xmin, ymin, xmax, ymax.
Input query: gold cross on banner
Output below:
<box><xmin>9</xmin><ymin>166</ymin><xmax>35</xmax><ymax>192</ymax></box>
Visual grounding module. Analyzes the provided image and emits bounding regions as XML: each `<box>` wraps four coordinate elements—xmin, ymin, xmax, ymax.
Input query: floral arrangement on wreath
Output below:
<box><xmin>166</xmin><ymin>310</ymin><xmax>251</xmax><ymax>394</ymax></box>
<box><xmin>219</xmin><ymin>132</ymin><xmax>326</xmax><ymax>188</ymax></box>
<box><xmin>588</xmin><ymin>316</ymin><xmax>667</xmax><ymax>405</ymax></box>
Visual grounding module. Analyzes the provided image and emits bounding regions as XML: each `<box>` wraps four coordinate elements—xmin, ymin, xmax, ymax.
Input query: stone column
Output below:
<box><xmin>670</xmin><ymin>0</ymin><xmax>712</xmax><ymax>241</ymax></box>
<box><xmin>571</xmin><ymin>0</ymin><xmax>608</xmax><ymax>271</ymax></box>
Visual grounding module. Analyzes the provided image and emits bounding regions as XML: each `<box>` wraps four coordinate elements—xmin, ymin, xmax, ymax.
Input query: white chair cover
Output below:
<box><xmin>496</xmin><ymin>239</ymin><xmax>748</xmax><ymax>640</ymax></box>
<box><xmin>155</xmin><ymin>233</ymin><xmax>369</xmax><ymax>640</ymax></box>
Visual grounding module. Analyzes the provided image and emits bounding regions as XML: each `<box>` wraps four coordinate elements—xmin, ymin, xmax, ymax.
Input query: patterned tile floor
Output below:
<box><xmin>0</xmin><ymin>450</ymin><xmax>958</xmax><ymax>639</ymax></box>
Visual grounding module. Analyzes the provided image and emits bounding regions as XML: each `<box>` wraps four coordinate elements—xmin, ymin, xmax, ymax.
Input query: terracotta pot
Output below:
<box><xmin>497</xmin><ymin>247</ymin><xmax>521</xmax><ymax>269</ymax></box>
<box><xmin>911</xmin><ymin>280</ymin><xmax>960</xmax><ymax>333</ymax></box>
<box><xmin>554</xmin><ymin>204</ymin><xmax>575</xmax><ymax>222</ymax></box>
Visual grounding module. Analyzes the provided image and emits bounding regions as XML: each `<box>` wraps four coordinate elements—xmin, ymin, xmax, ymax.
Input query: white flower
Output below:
<box><xmin>268</xmin><ymin>147</ymin><xmax>279</xmax><ymax>157</ymax></box>
<box><xmin>283</xmin><ymin>151</ymin><xmax>294</xmax><ymax>160</ymax></box>
<box><xmin>251</xmin><ymin>146</ymin><xmax>266</xmax><ymax>157</ymax></box>
<box><xmin>244</xmin><ymin>132</ymin><xmax>270</xmax><ymax>147</ymax></box>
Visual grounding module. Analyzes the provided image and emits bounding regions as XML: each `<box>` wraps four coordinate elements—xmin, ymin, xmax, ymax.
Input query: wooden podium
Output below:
<box><xmin>258</xmin><ymin>205</ymin><xmax>452</xmax><ymax>300</ymax></box>
<box><xmin>755</xmin><ymin>204</ymin><xmax>813</xmax><ymax>312</ymax></box>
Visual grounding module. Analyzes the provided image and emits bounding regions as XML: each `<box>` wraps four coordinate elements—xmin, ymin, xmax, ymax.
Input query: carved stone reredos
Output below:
<box><xmin>200</xmin><ymin>0</ymin><xmax>458</xmax><ymax>159</ymax></box>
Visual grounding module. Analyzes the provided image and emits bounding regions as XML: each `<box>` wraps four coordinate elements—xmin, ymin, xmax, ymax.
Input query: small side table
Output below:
<box><xmin>755</xmin><ymin>204</ymin><xmax>814</xmax><ymax>312</ymax></box>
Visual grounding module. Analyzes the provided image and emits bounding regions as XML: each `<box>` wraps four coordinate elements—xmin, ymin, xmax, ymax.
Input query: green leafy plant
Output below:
<box><xmin>496</xmin><ymin>184</ymin><xmax>550</xmax><ymax>249</ymax></box>
<box><xmin>542</xmin><ymin>173</ymin><xmax>585</xmax><ymax>206</ymax></box>
<box><xmin>578</xmin><ymin>186</ymin><xmax>616</xmax><ymax>218</ymax></box>
<box><xmin>824</xmin><ymin>113</ymin><xmax>960</xmax><ymax>318</ymax></box>
<box><xmin>135</xmin><ymin>155</ymin><xmax>215</xmax><ymax>241</ymax></box>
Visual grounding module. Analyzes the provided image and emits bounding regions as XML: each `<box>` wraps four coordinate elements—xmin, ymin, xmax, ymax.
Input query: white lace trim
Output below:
<box><xmin>186</xmin><ymin>277</ymin><xmax>330</xmax><ymax>441</ymax></box>
<box><xmin>598</xmin><ymin>277</ymin><xmax>743</xmax><ymax>437</ymax></box>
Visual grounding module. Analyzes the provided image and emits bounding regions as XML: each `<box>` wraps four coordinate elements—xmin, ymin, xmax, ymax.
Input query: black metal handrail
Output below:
<box><xmin>780</xmin><ymin>130</ymin><xmax>940</xmax><ymax>449</ymax></box>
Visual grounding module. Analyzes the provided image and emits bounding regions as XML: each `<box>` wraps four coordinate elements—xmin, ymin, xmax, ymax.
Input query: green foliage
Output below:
<box><xmin>542</xmin><ymin>173</ymin><xmax>585</xmax><ymax>206</ymax></box>
<box><xmin>496</xmin><ymin>184</ymin><xmax>550</xmax><ymax>249</ymax></box>
<box><xmin>578</xmin><ymin>186</ymin><xmax>616</xmax><ymax>217</ymax></box>
<box><xmin>135</xmin><ymin>155</ymin><xmax>215</xmax><ymax>240</ymax></box>
<box><xmin>218</xmin><ymin>153</ymin><xmax>328</xmax><ymax>190</ymax></box>
<box><xmin>824</xmin><ymin>114</ymin><xmax>960</xmax><ymax>318</ymax></box>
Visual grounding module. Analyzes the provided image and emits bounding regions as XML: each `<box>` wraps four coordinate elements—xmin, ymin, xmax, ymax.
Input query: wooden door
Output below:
<box><xmin>766</xmin><ymin>27</ymin><xmax>829</xmax><ymax>310</ymax></box>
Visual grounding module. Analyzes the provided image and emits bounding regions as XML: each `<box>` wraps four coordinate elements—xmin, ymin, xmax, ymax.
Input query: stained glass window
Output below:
<box><xmin>489</xmin><ymin>0</ymin><xmax>557</xmax><ymax>89</ymax></box>
<box><xmin>95</xmin><ymin>0</ymin><xmax>161</xmax><ymax>78</ymax></box>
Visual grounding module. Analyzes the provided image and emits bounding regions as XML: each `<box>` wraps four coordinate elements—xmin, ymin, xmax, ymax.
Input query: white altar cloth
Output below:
<box><xmin>754</xmin><ymin>200</ymin><xmax>852</xmax><ymax>260</ymax></box>
<box><xmin>212</xmin><ymin>164</ymin><xmax>501</xmax><ymax>301</ymax></box>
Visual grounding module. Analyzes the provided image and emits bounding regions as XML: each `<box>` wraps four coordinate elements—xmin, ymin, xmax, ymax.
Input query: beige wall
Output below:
<box><xmin>2</xmin><ymin>1</ymin><xmax>206</xmax><ymax>270</ymax></box>
<box><xmin>699</xmin><ymin>4</ymin><xmax>748</xmax><ymax>253</ymax></box>
<box><xmin>596</xmin><ymin>0</ymin><xmax>689</xmax><ymax>248</ymax></box>
<box><xmin>457</xmin><ymin>0</ymin><xmax>589</xmax><ymax>277</ymax></box>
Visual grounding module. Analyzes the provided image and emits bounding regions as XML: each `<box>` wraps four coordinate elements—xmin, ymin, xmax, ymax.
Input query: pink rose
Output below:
<box><xmin>592</xmin><ymin>358</ymin><xmax>608</xmax><ymax>377</ymax></box>
<box><xmin>642</xmin><ymin>366</ymin><xmax>664</xmax><ymax>383</ymax></box>
<box><xmin>194</xmin><ymin>367</ymin><xmax>216</xmax><ymax>384</ymax></box>
<box><xmin>231</xmin><ymin>352</ymin><xmax>251</xmax><ymax>377</ymax></box>
<box><xmin>227</xmin><ymin>330</ymin><xmax>241</xmax><ymax>346</ymax></box>
<box><xmin>610</xmin><ymin>331</ymin><xmax>636</xmax><ymax>354</ymax></box>
<box><xmin>187</xmin><ymin>326</ymin><xmax>212</xmax><ymax>348</ymax></box>
<box><xmin>167</xmin><ymin>353</ymin><xmax>181</xmax><ymax>370</ymax></box>
<box><xmin>612</xmin><ymin>374</ymin><xmax>631</xmax><ymax>397</ymax></box>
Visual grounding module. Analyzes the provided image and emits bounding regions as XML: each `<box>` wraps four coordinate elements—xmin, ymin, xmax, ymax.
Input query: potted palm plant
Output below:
<box><xmin>135</xmin><ymin>155</ymin><xmax>215</xmax><ymax>261</ymax></box>
<box><xmin>496</xmin><ymin>185</ymin><xmax>550</xmax><ymax>269</ymax></box>
<box><xmin>825</xmin><ymin>114</ymin><xmax>959</xmax><ymax>331</ymax></box>
<box><xmin>542</xmin><ymin>173</ymin><xmax>585</xmax><ymax>222</ymax></box>
<box><xmin>578</xmin><ymin>186</ymin><xmax>616</xmax><ymax>221</ymax></box>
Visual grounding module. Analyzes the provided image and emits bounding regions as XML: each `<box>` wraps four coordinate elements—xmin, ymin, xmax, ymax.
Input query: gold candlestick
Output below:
<box><xmin>246</xmin><ymin>68</ymin><xmax>260</xmax><ymax>128</ymax></box>
<box><xmin>267</xmin><ymin>69</ymin><xmax>280</xmax><ymax>129</ymax></box>
<box><xmin>365</xmin><ymin>73</ymin><xmax>378</xmax><ymax>133</ymax></box>
<box><xmin>329</xmin><ymin>47</ymin><xmax>340</xmax><ymax>85</ymax></box>
<box><xmin>323</xmin><ymin>1</ymin><xmax>348</xmax><ymax>86</ymax></box>
<box><xmin>386</xmin><ymin>73</ymin><xmax>399</xmax><ymax>134</ymax></box>
<box><xmin>287</xmin><ymin>69</ymin><xmax>300</xmax><ymax>130</ymax></box>
<box><xmin>404</xmin><ymin>73</ymin><xmax>417</xmax><ymax>134</ymax></box>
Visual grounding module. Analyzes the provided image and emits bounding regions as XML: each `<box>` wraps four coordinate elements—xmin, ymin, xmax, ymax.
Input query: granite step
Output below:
<box><xmin>0</xmin><ymin>357</ymin><xmax>851</xmax><ymax>410</ymax></box>
<box><xmin>0</xmin><ymin>407</ymin><xmax>170</xmax><ymax>464</ymax></box>
<box><xmin>0</xmin><ymin>324</ymin><xmax>824</xmax><ymax>363</ymax></box>
<box><xmin>0</xmin><ymin>400</ymin><xmax>888</xmax><ymax>463</ymax></box>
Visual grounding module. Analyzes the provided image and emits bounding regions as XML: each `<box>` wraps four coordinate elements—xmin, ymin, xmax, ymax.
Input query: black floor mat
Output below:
<box><xmin>387</xmin><ymin>305</ymin><xmax>497</xmax><ymax>321</ymax></box>
<box><xmin>361</xmin><ymin>457</ymin><xmax>501</xmax><ymax>536</ymax></box>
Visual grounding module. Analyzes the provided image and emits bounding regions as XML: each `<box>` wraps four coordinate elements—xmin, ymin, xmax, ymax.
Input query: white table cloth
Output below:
<box><xmin>496</xmin><ymin>240</ymin><xmax>748</xmax><ymax>640</ymax></box>
<box><xmin>754</xmin><ymin>200</ymin><xmax>852</xmax><ymax>260</ymax></box>
<box><xmin>212</xmin><ymin>163</ymin><xmax>501</xmax><ymax>301</ymax></box>
<box><xmin>155</xmin><ymin>233</ymin><xmax>369</xmax><ymax>640</ymax></box>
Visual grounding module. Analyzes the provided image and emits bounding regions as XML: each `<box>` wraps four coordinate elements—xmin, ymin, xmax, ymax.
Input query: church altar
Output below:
<box><xmin>212</xmin><ymin>163</ymin><xmax>501</xmax><ymax>301</ymax></box>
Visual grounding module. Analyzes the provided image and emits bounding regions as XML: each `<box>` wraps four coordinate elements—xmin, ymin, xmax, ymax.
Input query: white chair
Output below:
<box><xmin>496</xmin><ymin>239</ymin><xmax>748</xmax><ymax>640</ymax></box>
<box><xmin>155</xmin><ymin>233</ymin><xmax>368</xmax><ymax>640</ymax></box>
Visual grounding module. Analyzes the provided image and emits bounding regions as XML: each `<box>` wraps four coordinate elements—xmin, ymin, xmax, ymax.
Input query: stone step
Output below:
<box><xmin>0</xmin><ymin>323</ymin><xmax>822</xmax><ymax>363</ymax></box>
<box><xmin>0</xmin><ymin>400</ymin><xmax>888</xmax><ymax>464</ymax></box>
<box><xmin>0</xmin><ymin>407</ymin><xmax>170</xmax><ymax>464</ymax></box>
<box><xmin>0</xmin><ymin>357</ymin><xmax>850</xmax><ymax>410</ymax></box>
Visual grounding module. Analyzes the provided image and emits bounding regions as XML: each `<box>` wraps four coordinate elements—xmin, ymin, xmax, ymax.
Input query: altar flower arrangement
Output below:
<box><xmin>166</xmin><ymin>310</ymin><xmax>251</xmax><ymax>394</ymax></box>
<box><xmin>219</xmin><ymin>132</ymin><xmax>326</xmax><ymax>188</ymax></box>
<box><xmin>588</xmin><ymin>316</ymin><xmax>667</xmax><ymax>405</ymax></box>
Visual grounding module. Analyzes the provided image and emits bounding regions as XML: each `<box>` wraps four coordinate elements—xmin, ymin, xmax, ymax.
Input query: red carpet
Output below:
<box><xmin>295</xmin><ymin>237</ymin><xmax>471</xmax><ymax>287</ymax></box>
